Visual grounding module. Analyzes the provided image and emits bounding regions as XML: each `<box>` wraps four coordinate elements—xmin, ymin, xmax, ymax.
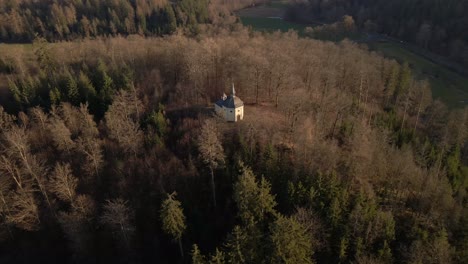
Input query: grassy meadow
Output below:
<box><xmin>370</xmin><ymin>42</ymin><xmax>468</xmax><ymax>107</ymax></box>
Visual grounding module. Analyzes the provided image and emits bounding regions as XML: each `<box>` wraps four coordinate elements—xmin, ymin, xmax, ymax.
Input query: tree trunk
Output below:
<box><xmin>358</xmin><ymin>72</ymin><xmax>363</xmax><ymax>107</ymax></box>
<box><xmin>178</xmin><ymin>238</ymin><xmax>184</xmax><ymax>258</ymax></box>
<box><xmin>413</xmin><ymin>101</ymin><xmax>422</xmax><ymax>135</ymax></box>
<box><xmin>331</xmin><ymin>111</ymin><xmax>340</xmax><ymax>138</ymax></box>
<box><xmin>210</xmin><ymin>167</ymin><xmax>216</xmax><ymax>208</ymax></box>
<box><xmin>255</xmin><ymin>69</ymin><xmax>260</xmax><ymax>104</ymax></box>
<box><xmin>400</xmin><ymin>95</ymin><xmax>409</xmax><ymax>133</ymax></box>
<box><xmin>0</xmin><ymin>192</ymin><xmax>14</xmax><ymax>239</ymax></box>
<box><xmin>121</xmin><ymin>222</ymin><xmax>129</xmax><ymax>248</ymax></box>
<box><xmin>275</xmin><ymin>91</ymin><xmax>279</xmax><ymax>108</ymax></box>
<box><xmin>18</xmin><ymin>152</ymin><xmax>53</xmax><ymax>212</ymax></box>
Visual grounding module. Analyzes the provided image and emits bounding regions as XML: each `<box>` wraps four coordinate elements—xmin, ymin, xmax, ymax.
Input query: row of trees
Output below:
<box><xmin>0</xmin><ymin>0</ymin><xmax>210</xmax><ymax>41</ymax></box>
<box><xmin>0</xmin><ymin>30</ymin><xmax>467</xmax><ymax>263</ymax></box>
<box><xmin>286</xmin><ymin>0</ymin><xmax>468</xmax><ymax>66</ymax></box>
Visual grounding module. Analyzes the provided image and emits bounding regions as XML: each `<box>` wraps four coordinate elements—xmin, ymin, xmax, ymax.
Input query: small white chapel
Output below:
<box><xmin>214</xmin><ymin>84</ymin><xmax>244</xmax><ymax>122</ymax></box>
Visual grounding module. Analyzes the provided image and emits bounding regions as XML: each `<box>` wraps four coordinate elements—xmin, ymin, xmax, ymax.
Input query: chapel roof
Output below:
<box><xmin>215</xmin><ymin>83</ymin><xmax>244</xmax><ymax>108</ymax></box>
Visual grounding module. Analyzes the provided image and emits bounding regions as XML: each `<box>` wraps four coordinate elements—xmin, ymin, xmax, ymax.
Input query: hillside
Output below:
<box><xmin>0</xmin><ymin>1</ymin><xmax>467</xmax><ymax>264</ymax></box>
<box><xmin>0</xmin><ymin>32</ymin><xmax>467</xmax><ymax>263</ymax></box>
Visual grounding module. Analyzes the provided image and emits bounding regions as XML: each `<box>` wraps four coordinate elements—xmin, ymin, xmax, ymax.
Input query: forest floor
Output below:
<box><xmin>236</xmin><ymin>0</ymin><xmax>468</xmax><ymax>108</ymax></box>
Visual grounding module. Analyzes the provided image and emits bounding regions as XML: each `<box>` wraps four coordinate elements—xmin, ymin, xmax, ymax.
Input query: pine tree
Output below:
<box><xmin>269</xmin><ymin>215</ymin><xmax>313</xmax><ymax>264</ymax></box>
<box><xmin>191</xmin><ymin>244</ymin><xmax>206</xmax><ymax>264</ymax></box>
<box><xmin>78</xmin><ymin>71</ymin><xmax>96</xmax><ymax>101</ymax></box>
<box><xmin>66</xmin><ymin>73</ymin><xmax>80</xmax><ymax>105</ymax></box>
<box><xmin>209</xmin><ymin>248</ymin><xmax>226</xmax><ymax>264</ymax></box>
<box><xmin>94</xmin><ymin>60</ymin><xmax>113</xmax><ymax>99</ymax></box>
<box><xmin>49</xmin><ymin>87</ymin><xmax>61</xmax><ymax>105</ymax></box>
<box><xmin>224</xmin><ymin>226</ymin><xmax>247</xmax><ymax>263</ymax></box>
<box><xmin>233</xmin><ymin>165</ymin><xmax>277</xmax><ymax>227</ymax></box>
<box><xmin>165</xmin><ymin>5</ymin><xmax>177</xmax><ymax>34</ymax></box>
<box><xmin>160</xmin><ymin>192</ymin><xmax>186</xmax><ymax>257</ymax></box>
<box><xmin>394</xmin><ymin>62</ymin><xmax>411</xmax><ymax>104</ymax></box>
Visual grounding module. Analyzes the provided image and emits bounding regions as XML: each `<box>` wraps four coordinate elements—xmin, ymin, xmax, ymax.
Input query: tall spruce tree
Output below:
<box><xmin>160</xmin><ymin>192</ymin><xmax>187</xmax><ymax>257</ymax></box>
<box><xmin>269</xmin><ymin>215</ymin><xmax>313</xmax><ymax>264</ymax></box>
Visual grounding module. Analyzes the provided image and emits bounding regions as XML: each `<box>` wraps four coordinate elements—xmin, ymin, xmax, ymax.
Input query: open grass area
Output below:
<box><xmin>265</xmin><ymin>0</ymin><xmax>290</xmax><ymax>9</ymax></box>
<box><xmin>370</xmin><ymin>42</ymin><xmax>468</xmax><ymax>108</ymax></box>
<box><xmin>236</xmin><ymin>6</ymin><xmax>284</xmax><ymax>18</ymax></box>
<box><xmin>236</xmin><ymin>1</ymin><xmax>299</xmax><ymax>33</ymax></box>
<box><xmin>239</xmin><ymin>16</ymin><xmax>307</xmax><ymax>34</ymax></box>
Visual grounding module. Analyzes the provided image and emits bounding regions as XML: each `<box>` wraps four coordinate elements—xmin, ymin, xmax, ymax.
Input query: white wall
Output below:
<box><xmin>225</xmin><ymin>107</ymin><xmax>236</xmax><ymax>122</ymax></box>
<box><xmin>235</xmin><ymin>106</ymin><xmax>244</xmax><ymax>121</ymax></box>
<box><xmin>215</xmin><ymin>105</ymin><xmax>243</xmax><ymax>122</ymax></box>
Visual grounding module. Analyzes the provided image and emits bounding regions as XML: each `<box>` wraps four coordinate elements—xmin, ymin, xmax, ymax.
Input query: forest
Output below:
<box><xmin>286</xmin><ymin>0</ymin><xmax>468</xmax><ymax>67</ymax></box>
<box><xmin>0</xmin><ymin>0</ymin><xmax>265</xmax><ymax>41</ymax></box>
<box><xmin>0</xmin><ymin>1</ymin><xmax>467</xmax><ymax>264</ymax></box>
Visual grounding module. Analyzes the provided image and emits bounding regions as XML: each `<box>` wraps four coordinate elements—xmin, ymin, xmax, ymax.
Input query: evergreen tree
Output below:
<box><xmin>233</xmin><ymin>165</ymin><xmax>277</xmax><ymax>227</ymax></box>
<box><xmin>209</xmin><ymin>248</ymin><xmax>226</xmax><ymax>264</ymax></box>
<box><xmin>66</xmin><ymin>73</ymin><xmax>79</xmax><ymax>105</ymax></box>
<box><xmin>269</xmin><ymin>215</ymin><xmax>313</xmax><ymax>264</ymax></box>
<box><xmin>160</xmin><ymin>192</ymin><xmax>186</xmax><ymax>257</ymax></box>
<box><xmin>78</xmin><ymin>71</ymin><xmax>96</xmax><ymax>101</ymax></box>
<box><xmin>446</xmin><ymin>145</ymin><xmax>463</xmax><ymax>191</ymax></box>
<box><xmin>394</xmin><ymin>62</ymin><xmax>411</xmax><ymax>103</ymax></box>
<box><xmin>192</xmin><ymin>244</ymin><xmax>206</xmax><ymax>264</ymax></box>
<box><xmin>224</xmin><ymin>226</ymin><xmax>247</xmax><ymax>264</ymax></box>
<box><xmin>165</xmin><ymin>5</ymin><xmax>177</xmax><ymax>34</ymax></box>
<box><xmin>93</xmin><ymin>60</ymin><xmax>114</xmax><ymax>116</ymax></box>
<box><xmin>49</xmin><ymin>87</ymin><xmax>61</xmax><ymax>106</ymax></box>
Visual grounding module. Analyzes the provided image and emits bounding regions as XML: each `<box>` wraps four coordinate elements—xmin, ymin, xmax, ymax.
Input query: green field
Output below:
<box><xmin>239</xmin><ymin>17</ymin><xmax>307</xmax><ymax>34</ymax></box>
<box><xmin>265</xmin><ymin>0</ymin><xmax>290</xmax><ymax>8</ymax></box>
<box><xmin>370</xmin><ymin>42</ymin><xmax>468</xmax><ymax>108</ymax></box>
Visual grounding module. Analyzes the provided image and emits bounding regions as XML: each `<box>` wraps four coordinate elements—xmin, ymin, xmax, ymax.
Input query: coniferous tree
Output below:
<box><xmin>224</xmin><ymin>225</ymin><xmax>247</xmax><ymax>264</ymax></box>
<box><xmin>269</xmin><ymin>215</ymin><xmax>313</xmax><ymax>264</ymax></box>
<box><xmin>192</xmin><ymin>244</ymin><xmax>207</xmax><ymax>264</ymax></box>
<box><xmin>233</xmin><ymin>165</ymin><xmax>277</xmax><ymax>227</ymax></box>
<box><xmin>165</xmin><ymin>5</ymin><xmax>177</xmax><ymax>34</ymax></box>
<box><xmin>209</xmin><ymin>248</ymin><xmax>226</xmax><ymax>264</ymax></box>
<box><xmin>160</xmin><ymin>192</ymin><xmax>187</xmax><ymax>257</ymax></box>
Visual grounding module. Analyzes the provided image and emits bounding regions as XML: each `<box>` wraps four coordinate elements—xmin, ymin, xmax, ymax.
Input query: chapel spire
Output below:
<box><xmin>232</xmin><ymin>83</ymin><xmax>236</xmax><ymax>97</ymax></box>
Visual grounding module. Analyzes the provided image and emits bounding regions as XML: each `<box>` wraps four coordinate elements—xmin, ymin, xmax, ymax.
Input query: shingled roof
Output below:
<box><xmin>215</xmin><ymin>84</ymin><xmax>244</xmax><ymax>108</ymax></box>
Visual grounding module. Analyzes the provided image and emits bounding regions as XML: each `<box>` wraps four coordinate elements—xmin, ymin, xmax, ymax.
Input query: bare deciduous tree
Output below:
<box><xmin>48</xmin><ymin>116</ymin><xmax>75</xmax><ymax>152</ymax></box>
<box><xmin>0</xmin><ymin>174</ymin><xmax>13</xmax><ymax>238</ymax></box>
<box><xmin>58</xmin><ymin>194</ymin><xmax>95</xmax><ymax>255</ymax></box>
<box><xmin>50</xmin><ymin>163</ymin><xmax>77</xmax><ymax>204</ymax></box>
<box><xmin>2</xmin><ymin>126</ymin><xmax>52</xmax><ymax>210</ymax></box>
<box><xmin>75</xmin><ymin>137</ymin><xmax>103</xmax><ymax>178</ymax></box>
<box><xmin>7</xmin><ymin>189</ymin><xmax>39</xmax><ymax>231</ymax></box>
<box><xmin>100</xmin><ymin>199</ymin><xmax>134</xmax><ymax>248</ymax></box>
<box><xmin>78</xmin><ymin>103</ymin><xmax>99</xmax><ymax>139</ymax></box>
<box><xmin>0</xmin><ymin>106</ymin><xmax>16</xmax><ymax>131</ymax></box>
<box><xmin>198</xmin><ymin>119</ymin><xmax>224</xmax><ymax>207</ymax></box>
<box><xmin>105</xmin><ymin>90</ymin><xmax>143</xmax><ymax>155</ymax></box>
